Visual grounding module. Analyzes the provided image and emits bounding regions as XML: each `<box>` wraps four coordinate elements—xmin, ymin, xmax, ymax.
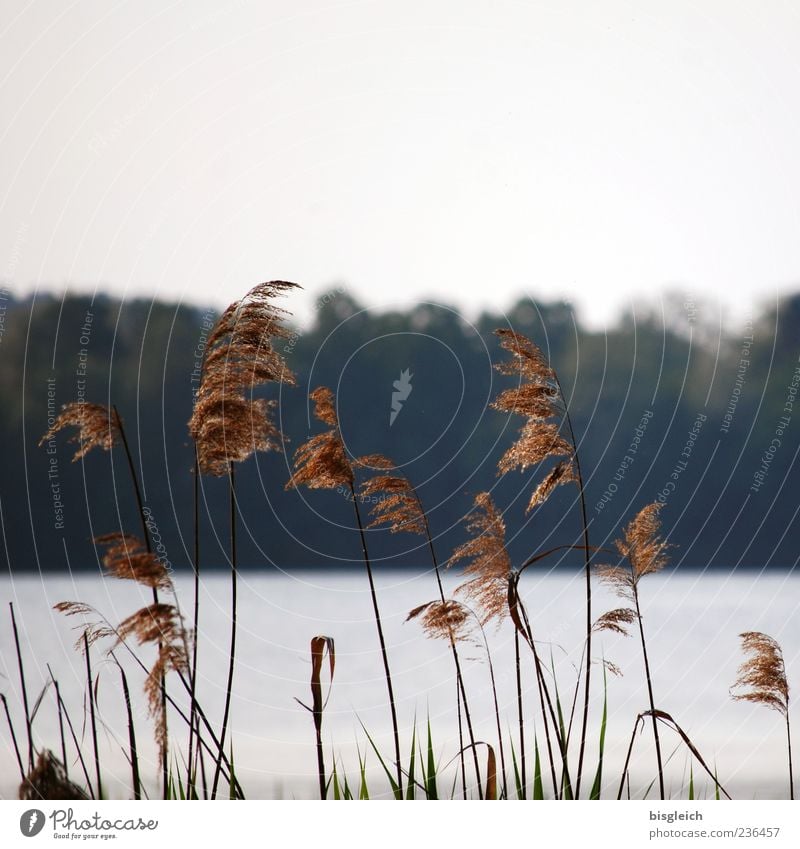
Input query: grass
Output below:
<box><xmin>3</xmin><ymin>281</ymin><xmax>796</xmax><ymax>801</ymax></box>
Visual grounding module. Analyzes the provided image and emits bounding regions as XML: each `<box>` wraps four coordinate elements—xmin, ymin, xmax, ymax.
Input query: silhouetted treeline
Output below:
<box><xmin>1</xmin><ymin>287</ymin><xmax>798</xmax><ymax>574</ymax></box>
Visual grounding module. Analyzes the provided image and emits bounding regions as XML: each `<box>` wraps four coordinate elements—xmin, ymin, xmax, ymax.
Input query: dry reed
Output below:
<box><xmin>731</xmin><ymin>631</ymin><xmax>793</xmax><ymax>799</ymax></box>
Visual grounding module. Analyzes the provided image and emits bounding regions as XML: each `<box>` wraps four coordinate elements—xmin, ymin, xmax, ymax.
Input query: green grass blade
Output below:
<box><xmin>533</xmin><ymin>735</ymin><xmax>544</xmax><ymax>800</ymax></box>
<box><xmin>425</xmin><ymin>717</ymin><xmax>438</xmax><ymax>800</ymax></box>
<box><xmin>589</xmin><ymin>666</ymin><xmax>608</xmax><ymax>800</ymax></box>
<box><xmin>358</xmin><ymin>746</ymin><xmax>369</xmax><ymax>800</ymax></box>
<box><xmin>510</xmin><ymin>737</ymin><xmax>523</xmax><ymax>800</ymax></box>
<box><xmin>688</xmin><ymin>764</ymin><xmax>695</xmax><ymax>801</ymax></box>
<box><xmin>406</xmin><ymin>723</ymin><xmax>417</xmax><ymax>800</ymax></box>
<box><xmin>358</xmin><ymin>719</ymin><xmax>400</xmax><ymax>799</ymax></box>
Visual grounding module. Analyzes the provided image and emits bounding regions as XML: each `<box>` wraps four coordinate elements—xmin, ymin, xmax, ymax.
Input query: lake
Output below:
<box><xmin>1</xmin><ymin>568</ymin><xmax>797</xmax><ymax>799</ymax></box>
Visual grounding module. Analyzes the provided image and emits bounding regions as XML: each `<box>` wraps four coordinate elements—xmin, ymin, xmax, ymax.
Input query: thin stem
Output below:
<box><xmin>315</xmin><ymin>718</ymin><xmax>326</xmax><ymax>800</ymax></box>
<box><xmin>1</xmin><ymin>693</ymin><xmax>25</xmax><ymax>784</ymax></box>
<box><xmin>47</xmin><ymin>664</ymin><xmax>95</xmax><ymax>798</ymax></box>
<box><xmin>515</xmin><ymin>630</ymin><xmax>526</xmax><ymax>799</ymax></box>
<box><xmin>514</xmin><ymin>586</ymin><xmax>570</xmax><ymax>797</ymax></box>
<box><xmin>553</xmin><ymin>375</ymin><xmax>593</xmax><ymax>799</ymax></box>
<box><xmin>53</xmin><ymin>679</ymin><xmax>68</xmax><ymax>779</ymax></box>
<box><xmin>187</xmin><ymin>449</ymin><xmax>201</xmax><ymax>797</ymax></box>
<box><xmin>349</xmin><ymin>484</ymin><xmax>403</xmax><ymax>796</ymax></box>
<box><xmin>474</xmin><ymin>614</ymin><xmax>507</xmax><ymax>799</ymax></box>
<box><xmin>114</xmin><ymin>406</ymin><xmax>169</xmax><ymax>796</ymax></box>
<box><xmin>455</xmin><ymin>678</ymin><xmax>467</xmax><ymax>798</ymax></box>
<box><xmin>415</xmin><ymin>492</ymin><xmax>482</xmax><ymax>798</ymax></box>
<box><xmin>212</xmin><ymin>461</ymin><xmax>238</xmax><ymax>798</ymax></box>
<box><xmin>83</xmin><ymin>632</ymin><xmax>103</xmax><ymax>800</ymax></box>
<box><xmin>617</xmin><ymin>714</ymin><xmax>644</xmax><ymax>800</ymax></box>
<box><xmin>787</xmin><ymin>712</ymin><xmax>794</xmax><ymax>801</ymax></box>
<box><xmin>114</xmin><ymin>657</ymin><xmax>141</xmax><ymax>800</ymax></box>
<box><xmin>9</xmin><ymin>603</ymin><xmax>34</xmax><ymax>771</ymax></box>
<box><xmin>632</xmin><ymin>582</ymin><xmax>665</xmax><ymax>799</ymax></box>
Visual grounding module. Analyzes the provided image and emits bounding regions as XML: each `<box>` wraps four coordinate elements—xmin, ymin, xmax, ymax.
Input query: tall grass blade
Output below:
<box><xmin>589</xmin><ymin>666</ymin><xmax>608</xmax><ymax>800</ymax></box>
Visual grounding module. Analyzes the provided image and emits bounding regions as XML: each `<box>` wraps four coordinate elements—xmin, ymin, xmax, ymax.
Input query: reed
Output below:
<box><xmin>359</xmin><ymin>454</ymin><xmax>481</xmax><ymax>797</ymax></box>
<box><xmin>731</xmin><ymin>631</ymin><xmax>793</xmax><ymax>799</ymax></box>
<box><xmin>287</xmin><ymin>387</ymin><xmax>403</xmax><ymax>795</ymax></box>
<box><xmin>597</xmin><ymin>502</ymin><xmax>669</xmax><ymax>799</ymax></box>
<box><xmin>6</xmin><ymin>281</ymin><xmax>793</xmax><ymax>804</ymax></box>
<box><xmin>189</xmin><ymin>280</ymin><xmax>299</xmax><ymax>796</ymax></box>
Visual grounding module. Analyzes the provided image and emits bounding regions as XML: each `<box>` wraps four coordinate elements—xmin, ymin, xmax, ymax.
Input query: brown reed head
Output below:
<box><xmin>596</xmin><ymin>502</ymin><xmax>669</xmax><ymax>601</ymax></box>
<box><xmin>189</xmin><ymin>280</ymin><xmax>299</xmax><ymax>476</ymax></box>
<box><xmin>407</xmin><ymin>599</ymin><xmax>474</xmax><ymax>643</ymax></box>
<box><xmin>286</xmin><ymin>387</ymin><xmax>354</xmax><ymax>490</ymax></box>
<box><xmin>19</xmin><ymin>750</ymin><xmax>88</xmax><ymax>800</ymax></box>
<box><xmin>357</xmin><ymin>454</ymin><xmax>426</xmax><ymax>535</ymax></box>
<box><xmin>449</xmin><ymin>492</ymin><xmax>511</xmax><ymax>625</ymax></box>
<box><xmin>593</xmin><ymin>607</ymin><xmax>637</xmax><ymax>636</ymax></box>
<box><xmin>39</xmin><ymin>402</ymin><xmax>120</xmax><ymax>462</ymax></box>
<box><xmin>731</xmin><ymin>631</ymin><xmax>789</xmax><ymax>716</ymax></box>
<box><xmin>95</xmin><ymin>532</ymin><xmax>171</xmax><ymax>591</ymax></box>
<box><xmin>491</xmin><ymin>329</ymin><xmax>575</xmax><ymax>510</ymax></box>
<box><xmin>116</xmin><ymin>603</ymin><xmax>189</xmax><ymax>755</ymax></box>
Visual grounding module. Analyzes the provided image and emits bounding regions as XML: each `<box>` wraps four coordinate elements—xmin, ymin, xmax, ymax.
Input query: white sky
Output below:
<box><xmin>2</xmin><ymin>1</ymin><xmax>799</xmax><ymax>327</ymax></box>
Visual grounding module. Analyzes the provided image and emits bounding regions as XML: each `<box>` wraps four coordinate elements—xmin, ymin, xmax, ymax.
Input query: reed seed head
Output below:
<box><xmin>357</xmin><ymin>454</ymin><xmax>426</xmax><ymax>535</ymax></box>
<box><xmin>450</xmin><ymin>492</ymin><xmax>511</xmax><ymax>625</ymax></box>
<box><xmin>593</xmin><ymin>607</ymin><xmax>637</xmax><ymax>636</ymax></box>
<box><xmin>116</xmin><ymin>603</ymin><xmax>189</xmax><ymax>756</ymax></box>
<box><xmin>731</xmin><ymin>631</ymin><xmax>789</xmax><ymax>716</ymax></box>
<box><xmin>491</xmin><ymin>329</ymin><xmax>575</xmax><ymax>503</ymax></box>
<box><xmin>189</xmin><ymin>280</ymin><xmax>299</xmax><ymax>475</ymax></box>
<box><xmin>39</xmin><ymin>402</ymin><xmax>120</xmax><ymax>461</ymax></box>
<box><xmin>95</xmin><ymin>532</ymin><xmax>171</xmax><ymax>591</ymax></box>
<box><xmin>407</xmin><ymin>599</ymin><xmax>474</xmax><ymax>643</ymax></box>
<box><xmin>286</xmin><ymin>387</ymin><xmax>354</xmax><ymax>490</ymax></box>
<box><xmin>19</xmin><ymin>750</ymin><xmax>88</xmax><ymax>800</ymax></box>
<box><xmin>596</xmin><ymin>502</ymin><xmax>669</xmax><ymax>600</ymax></box>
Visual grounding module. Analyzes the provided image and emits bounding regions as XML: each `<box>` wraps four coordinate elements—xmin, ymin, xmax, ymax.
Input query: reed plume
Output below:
<box><xmin>116</xmin><ymin>603</ymin><xmax>189</xmax><ymax>763</ymax></box>
<box><xmin>287</xmin><ymin>389</ymin><xmax>403</xmax><ymax>795</ymax></box>
<box><xmin>597</xmin><ymin>501</ymin><xmax>668</xmax><ymax>799</ymax></box>
<box><xmin>190</xmin><ymin>280</ymin><xmax>299</xmax><ymax>796</ymax></box>
<box><xmin>491</xmin><ymin>329</ymin><xmax>574</xmax><ymax>503</ymax></box>
<box><xmin>407</xmin><ymin>599</ymin><xmax>473</xmax><ymax>643</ymax></box>
<box><xmin>189</xmin><ymin>279</ymin><xmax>298</xmax><ymax>475</ymax></box>
<box><xmin>491</xmin><ymin>327</ymin><xmax>594</xmax><ymax>796</ymax></box>
<box><xmin>358</xmin><ymin>454</ymin><xmax>482</xmax><ymax>796</ymax></box>
<box><xmin>450</xmin><ymin>492</ymin><xmax>511</xmax><ymax>626</ymax></box>
<box><xmin>39</xmin><ymin>402</ymin><xmax>120</xmax><ymax>461</ymax></box>
<box><xmin>731</xmin><ymin>631</ymin><xmax>793</xmax><ymax>799</ymax></box>
<box><xmin>19</xmin><ymin>750</ymin><xmax>88</xmax><ymax>801</ymax></box>
<box><xmin>357</xmin><ymin>454</ymin><xmax>426</xmax><ymax>535</ymax></box>
<box><xmin>95</xmin><ymin>533</ymin><xmax>170</xmax><ymax>590</ymax></box>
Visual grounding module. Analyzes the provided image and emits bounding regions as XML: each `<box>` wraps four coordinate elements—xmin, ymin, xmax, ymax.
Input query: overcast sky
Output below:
<box><xmin>2</xmin><ymin>1</ymin><xmax>799</xmax><ymax>328</ymax></box>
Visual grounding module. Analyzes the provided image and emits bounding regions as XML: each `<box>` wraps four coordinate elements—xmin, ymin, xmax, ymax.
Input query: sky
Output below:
<box><xmin>2</xmin><ymin>0</ymin><xmax>800</xmax><ymax>328</ymax></box>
